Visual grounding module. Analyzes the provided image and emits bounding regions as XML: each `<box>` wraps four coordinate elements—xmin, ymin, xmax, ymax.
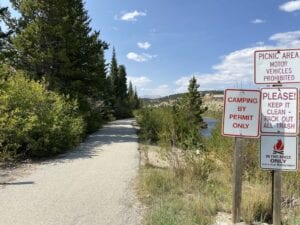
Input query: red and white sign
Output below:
<box><xmin>260</xmin><ymin>135</ymin><xmax>298</xmax><ymax>171</ymax></box>
<box><xmin>254</xmin><ymin>49</ymin><xmax>300</xmax><ymax>84</ymax></box>
<box><xmin>261</xmin><ymin>88</ymin><xmax>298</xmax><ymax>135</ymax></box>
<box><xmin>222</xmin><ymin>89</ymin><xmax>261</xmax><ymax>138</ymax></box>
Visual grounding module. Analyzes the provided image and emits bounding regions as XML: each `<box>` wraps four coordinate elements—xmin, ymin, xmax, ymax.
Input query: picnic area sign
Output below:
<box><xmin>254</xmin><ymin>48</ymin><xmax>300</xmax><ymax>84</ymax></box>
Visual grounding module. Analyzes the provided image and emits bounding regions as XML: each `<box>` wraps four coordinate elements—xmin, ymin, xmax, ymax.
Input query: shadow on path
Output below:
<box><xmin>0</xmin><ymin>181</ymin><xmax>34</xmax><ymax>185</ymax></box>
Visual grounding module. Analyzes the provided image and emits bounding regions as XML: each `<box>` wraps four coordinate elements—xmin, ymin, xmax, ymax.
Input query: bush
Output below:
<box><xmin>136</xmin><ymin>106</ymin><xmax>203</xmax><ymax>151</ymax></box>
<box><xmin>0</xmin><ymin>66</ymin><xmax>85</xmax><ymax>159</ymax></box>
<box><xmin>135</xmin><ymin>108</ymin><xmax>163</xmax><ymax>143</ymax></box>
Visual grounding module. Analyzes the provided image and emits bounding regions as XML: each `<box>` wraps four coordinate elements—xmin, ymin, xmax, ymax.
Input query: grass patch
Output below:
<box><xmin>137</xmin><ymin>152</ymin><xmax>232</xmax><ymax>225</ymax></box>
<box><xmin>136</xmin><ymin>113</ymin><xmax>300</xmax><ymax>224</ymax></box>
<box><xmin>242</xmin><ymin>182</ymin><xmax>272</xmax><ymax>223</ymax></box>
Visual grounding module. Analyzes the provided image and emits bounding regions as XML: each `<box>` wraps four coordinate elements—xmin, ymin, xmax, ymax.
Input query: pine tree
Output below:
<box><xmin>8</xmin><ymin>0</ymin><xmax>109</xmax><ymax>132</ymax></box>
<box><xmin>133</xmin><ymin>87</ymin><xmax>140</xmax><ymax>109</ymax></box>
<box><xmin>112</xmin><ymin>64</ymin><xmax>130</xmax><ymax>119</ymax></box>
<box><xmin>0</xmin><ymin>7</ymin><xmax>14</xmax><ymax>62</ymax></box>
<box><xmin>109</xmin><ymin>48</ymin><xmax>119</xmax><ymax>96</ymax></box>
<box><xmin>128</xmin><ymin>81</ymin><xmax>134</xmax><ymax>100</ymax></box>
<box><xmin>117</xmin><ymin>65</ymin><xmax>128</xmax><ymax>100</ymax></box>
<box><xmin>176</xmin><ymin>76</ymin><xmax>207</xmax><ymax>126</ymax></box>
<box><xmin>186</xmin><ymin>76</ymin><xmax>207</xmax><ymax>124</ymax></box>
<box><xmin>128</xmin><ymin>81</ymin><xmax>135</xmax><ymax>109</ymax></box>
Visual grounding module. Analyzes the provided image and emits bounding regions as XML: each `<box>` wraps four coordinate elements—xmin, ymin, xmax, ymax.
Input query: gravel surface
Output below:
<box><xmin>0</xmin><ymin>119</ymin><xmax>142</xmax><ymax>225</ymax></box>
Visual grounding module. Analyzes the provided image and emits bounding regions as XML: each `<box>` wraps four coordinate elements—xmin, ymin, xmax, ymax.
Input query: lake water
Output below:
<box><xmin>201</xmin><ymin>118</ymin><xmax>218</xmax><ymax>137</ymax></box>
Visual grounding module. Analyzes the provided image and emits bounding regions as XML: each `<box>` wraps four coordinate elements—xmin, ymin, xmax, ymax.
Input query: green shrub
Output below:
<box><xmin>136</xmin><ymin>108</ymin><xmax>163</xmax><ymax>143</ymax></box>
<box><xmin>0</xmin><ymin>67</ymin><xmax>85</xmax><ymax>159</ymax></box>
<box><xmin>136</xmin><ymin>106</ymin><xmax>204</xmax><ymax>152</ymax></box>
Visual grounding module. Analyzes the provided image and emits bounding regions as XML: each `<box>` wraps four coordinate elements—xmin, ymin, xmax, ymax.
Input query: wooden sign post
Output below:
<box><xmin>255</xmin><ymin>49</ymin><xmax>300</xmax><ymax>225</ymax></box>
<box><xmin>222</xmin><ymin>89</ymin><xmax>261</xmax><ymax>223</ymax></box>
<box><xmin>232</xmin><ymin>137</ymin><xmax>244</xmax><ymax>223</ymax></box>
<box><xmin>272</xmin><ymin>171</ymin><xmax>281</xmax><ymax>225</ymax></box>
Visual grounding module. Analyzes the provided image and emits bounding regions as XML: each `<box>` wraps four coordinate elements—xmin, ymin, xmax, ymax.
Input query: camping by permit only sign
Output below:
<box><xmin>222</xmin><ymin>89</ymin><xmax>261</xmax><ymax>138</ymax></box>
<box><xmin>254</xmin><ymin>49</ymin><xmax>300</xmax><ymax>84</ymax></box>
<box><xmin>260</xmin><ymin>135</ymin><xmax>298</xmax><ymax>171</ymax></box>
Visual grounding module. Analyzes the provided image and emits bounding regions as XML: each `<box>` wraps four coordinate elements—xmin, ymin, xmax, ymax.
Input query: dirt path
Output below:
<box><xmin>0</xmin><ymin>119</ymin><xmax>141</xmax><ymax>225</ymax></box>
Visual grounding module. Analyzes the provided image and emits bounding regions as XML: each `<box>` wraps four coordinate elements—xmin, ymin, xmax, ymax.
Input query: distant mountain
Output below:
<box><xmin>141</xmin><ymin>90</ymin><xmax>224</xmax><ymax>106</ymax></box>
<box><xmin>140</xmin><ymin>95</ymin><xmax>162</xmax><ymax>99</ymax></box>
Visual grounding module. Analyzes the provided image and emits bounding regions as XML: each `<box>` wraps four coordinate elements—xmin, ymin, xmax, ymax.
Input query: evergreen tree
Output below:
<box><xmin>133</xmin><ymin>87</ymin><xmax>141</xmax><ymax>109</ymax></box>
<box><xmin>128</xmin><ymin>81</ymin><xmax>134</xmax><ymax>100</ymax></box>
<box><xmin>185</xmin><ymin>76</ymin><xmax>207</xmax><ymax>124</ymax></box>
<box><xmin>7</xmin><ymin>0</ymin><xmax>108</xmax><ymax>132</ymax></box>
<box><xmin>113</xmin><ymin>64</ymin><xmax>129</xmax><ymax>118</ymax></box>
<box><xmin>106</xmin><ymin>48</ymin><xmax>118</xmax><ymax>115</ymax></box>
<box><xmin>108</xmin><ymin>48</ymin><xmax>119</xmax><ymax>96</ymax></box>
<box><xmin>0</xmin><ymin>7</ymin><xmax>14</xmax><ymax>62</ymax></box>
<box><xmin>117</xmin><ymin>65</ymin><xmax>128</xmax><ymax>99</ymax></box>
<box><xmin>10</xmin><ymin>0</ymin><xmax>107</xmax><ymax>94</ymax></box>
<box><xmin>107</xmin><ymin>49</ymin><xmax>134</xmax><ymax>118</ymax></box>
<box><xmin>128</xmin><ymin>81</ymin><xmax>135</xmax><ymax>109</ymax></box>
<box><xmin>177</xmin><ymin>76</ymin><xmax>207</xmax><ymax>126</ymax></box>
<box><xmin>127</xmin><ymin>83</ymin><xmax>140</xmax><ymax>110</ymax></box>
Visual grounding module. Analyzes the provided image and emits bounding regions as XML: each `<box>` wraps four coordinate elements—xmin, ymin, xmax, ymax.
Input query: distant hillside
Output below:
<box><xmin>141</xmin><ymin>90</ymin><xmax>224</xmax><ymax>107</ymax></box>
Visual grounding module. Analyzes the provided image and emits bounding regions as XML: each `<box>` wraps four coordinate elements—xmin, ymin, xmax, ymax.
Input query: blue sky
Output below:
<box><xmin>2</xmin><ymin>0</ymin><xmax>300</xmax><ymax>97</ymax></box>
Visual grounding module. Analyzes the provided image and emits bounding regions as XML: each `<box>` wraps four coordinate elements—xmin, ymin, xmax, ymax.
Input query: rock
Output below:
<box><xmin>214</xmin><ymin>212</ymin><xmax>233</xmax><ymax>225</ymax></box>
<box><xmin>214</xmin><ymin>212</ymin><xmax>271</xmax><ymax>225</ymax></box>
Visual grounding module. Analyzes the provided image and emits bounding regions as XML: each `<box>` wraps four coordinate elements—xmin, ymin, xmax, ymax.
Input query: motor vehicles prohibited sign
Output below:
<box><xmin>261</xmin><ymin>88</ymin><xmax>298</xmax><ymax>135</ymax></box>
<box><xmin>260</xmin><ymin>135</ymin><xmax>298</xmax><ymax>171</ymax></box>
<box><xmin>254</xmin><ymin>48</ymin><xmax>300</xmax><ymax>84</ymax></box>
<box><xmin>222</xmin><ymin>89</ymin><xmax>261</xmax><ymax>138</ymax></box>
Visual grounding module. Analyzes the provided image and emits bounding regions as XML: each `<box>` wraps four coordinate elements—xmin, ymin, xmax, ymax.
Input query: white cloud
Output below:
<box><xmin>126</xmin><ymin>52</ymin><xmax>157</xmax><ymax>62</ymax></box>
<box><xmin>120</xmin><ymin>10</ymin><xmax>146</xmax><ymax>21</ymax></box>
<box><xmin>251</xmin><ymin>19</ymin><xmax>266</xmax><ymax>24</ymax></box>
<box><xmin>126</xmin><ymin>52</ymin><xmax>147</xmax><ymax>62</ymax></box>
<box><xmin>269</xmin><ymin>30</ymin><xmax>300</xmax><ymax>48</ymax></box>
<box><xmin>279</xmin><ymin>0</ymin><xmax>300</xmax><ymax>12</ymax></box>
<box><xmin>175</xmin><ymin>30</ymin><xmax>300</xmax><ymax>92</ymax></box>
<box><xmin>175</xmin><ymin>47</ymin><xmax>261</xmax><ymax>91</ymax></box>
<box><xmin>133</xmin><ymin>29</ymin><xmax>300</xmax><ymax>97</ymax></box>
<box><xmin>142</xmin><ymin>53</ymin><xmax>157</xmax><ymax>59</ymax></box>
<box><xmin>255</xmin><ymin>41</ymin><xmax>265</xmax><ymax>46</ymax></box>
<box><xmin>138</xmin><ymin>42</ymin><xmax>151</xmax><ymax>50</ymax></box>
<box><xmin>127</xmin><ymin>76</ymin><xmax>152</xmax><ymax>87</ymax></box>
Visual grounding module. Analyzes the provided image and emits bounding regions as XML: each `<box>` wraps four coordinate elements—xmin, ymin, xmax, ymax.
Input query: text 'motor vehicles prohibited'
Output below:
<box><xmin>254</xmin><ymin>49</ymin><xmax>300</xmax><ymax>84</ymax></box>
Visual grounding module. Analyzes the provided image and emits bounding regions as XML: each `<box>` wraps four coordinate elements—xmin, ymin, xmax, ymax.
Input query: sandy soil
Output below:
<box><xmin>0</xmin><ymin>119</ymin><xmax>142</xmax><ymax>225</ymax></box>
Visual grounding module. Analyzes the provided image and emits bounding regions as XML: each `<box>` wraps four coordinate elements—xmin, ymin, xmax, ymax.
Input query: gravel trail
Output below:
<box><xmin>0</xmin><ymin>119</ymin><xmax>141</xmax><ymax>225</ymax></box>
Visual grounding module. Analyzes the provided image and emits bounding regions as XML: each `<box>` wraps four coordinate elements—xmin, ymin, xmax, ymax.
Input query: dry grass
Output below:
<box><xmin>137</xmin><ymin>145</ymin><xmax>232</xmax><ymax>225</ymax></box>
<box><xmin>242</xmin><ymin>182</ymin><xmax>272</xmax><ymax>223</ymax></box>
<box><xmin>137</xmin><ymin>118</ymin><xmax>300</xmax><ymax>225</ymax></box>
